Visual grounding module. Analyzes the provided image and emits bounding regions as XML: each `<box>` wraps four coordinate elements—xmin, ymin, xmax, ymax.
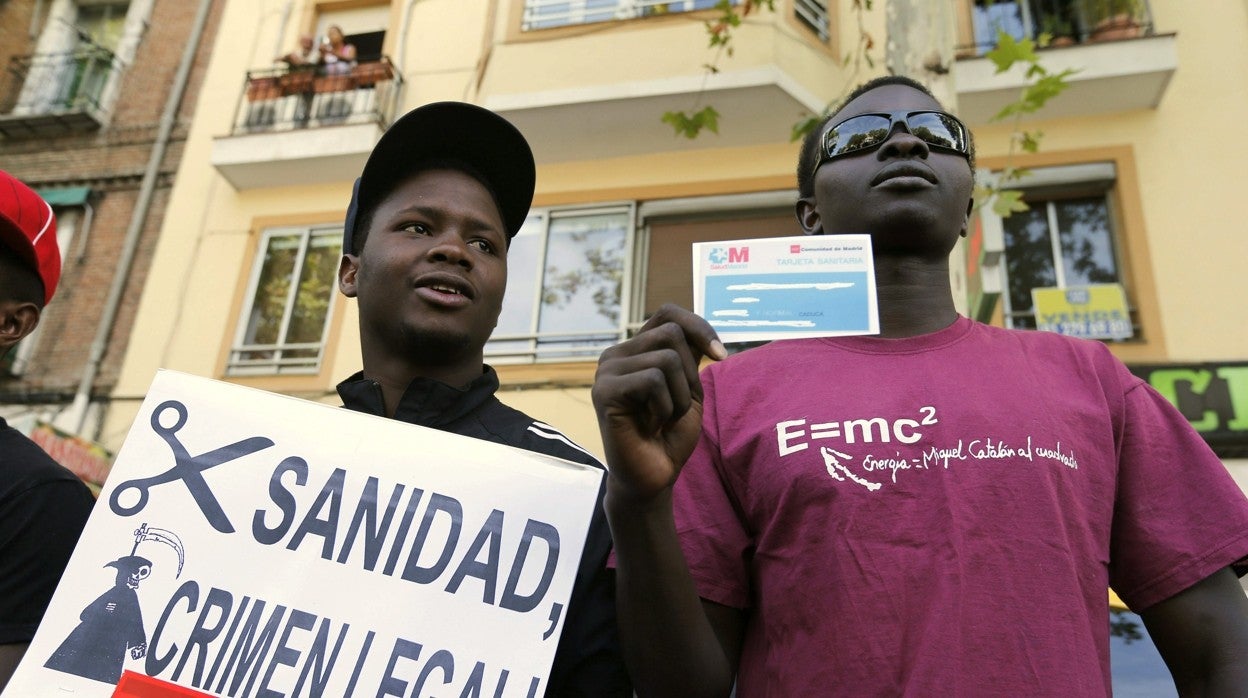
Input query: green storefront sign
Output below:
<box><xmin>1128</xmin><ymin>362</ymin><xmax>1248</xmax><ymax>458</ymax></box>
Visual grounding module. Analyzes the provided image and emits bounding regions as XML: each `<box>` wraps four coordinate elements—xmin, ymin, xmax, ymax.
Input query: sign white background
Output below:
<box><xmin>694</xmin><ymin>234</ymin><xmax>879</xmax><ymax>343</ymax></box>
<box><xmin>6</xmin><ymin>371</ymin><xmax>602</xmax><ymax>697</ymax></box>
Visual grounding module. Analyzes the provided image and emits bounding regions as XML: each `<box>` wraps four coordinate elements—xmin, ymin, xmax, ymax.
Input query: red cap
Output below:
<box><xmin>0</xmin><ymin>170</ymin><xmax>60</xmax><ymax>305</ymax></box>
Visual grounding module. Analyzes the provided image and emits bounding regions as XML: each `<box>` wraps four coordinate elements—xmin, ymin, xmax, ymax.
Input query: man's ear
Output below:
<box><xmin>338</xmin><ymin>254</ymin><xmax>360</xmax><ymax>298</ymax></box>
<box><xmin>796</xmin><ymin>197</ymin><xmax>823</xmax><ymax>235</ymax></box>
<box><xmin>0</xmin><ymin>300</ymin><xmax>40</xmax><ymax>352</ymax></box>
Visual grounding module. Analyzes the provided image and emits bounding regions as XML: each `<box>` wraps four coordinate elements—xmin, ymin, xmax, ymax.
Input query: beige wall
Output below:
<box><xmin>106</xmin><ymin>0</ymin><xmax>1247</xmax><ymax>473</ymax></box>
<box><xmin>105</xmin><ymin>0</ymin><xmax>491</xmax><ymax>447</ymax></box>
<box><xmin>968</xmin><ymin>0</ymin><xmax>1248</xmax><ymax>362</ymax></box>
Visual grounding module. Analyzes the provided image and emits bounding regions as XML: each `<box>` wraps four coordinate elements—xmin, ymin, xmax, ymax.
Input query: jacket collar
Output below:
<box><xmin>336</xmin><ymin>366</ymin><xmax>500</xmax><ymax>428</ymax></box>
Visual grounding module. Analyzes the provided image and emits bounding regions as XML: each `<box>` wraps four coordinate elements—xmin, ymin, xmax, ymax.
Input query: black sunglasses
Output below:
<box><xmin>813</xmin><ymin>110</ymin><xmax>971</xmax><ymax>176</ymax></box>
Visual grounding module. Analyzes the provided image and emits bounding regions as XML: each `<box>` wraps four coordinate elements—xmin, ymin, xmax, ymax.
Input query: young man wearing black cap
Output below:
<box><xmin>0</xmin><ymin>170</ymin><xmax>96</xmax><ymax>690</ymax></box>
<box><xmin>335</xmin><ymin>102</ymin><xmax>631</xmax><ymax>696</ymax></box>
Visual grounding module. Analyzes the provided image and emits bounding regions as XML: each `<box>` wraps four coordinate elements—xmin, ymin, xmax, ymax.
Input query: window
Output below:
<box><xmin>998</xmin><ymin>163</ymin><xmax>1135</xmax><ymax>337</ymax></box>
<box><xmin>640</xmin><ymin>198</ymin><xmax>799</xmax><ymax>316</ymax></box>
<box><xmin>9</xmin><ymin>0</ymin><xmax>139</xmax><ymax>119</ymax></box>
<box><xmin>794</xmin><ymin>0</ymin><xmax>831</xmax><ymax>41</ymax></box>
<box><xmin>488</xmin><ymin>206</ymin><xmax>633</xmax><ymax>361</ymax></box>
<box><xmin>967</xmin><ymin>0</ymin><xmax>1152</xmax><ymax>53</ymax></box>
<box><xmin>970</xmin><ymin>0</ymin><xmax>1028</xmax><ymax>53</ymax></box>
<box><xmin>228</xmin><ymin>225</ymin><xmax>341</xmax><ymax>375</ymax></box>
<box><xmin>314</xmin><ymin>4</ymin><xmax>390</xmax><ymax>61</ymax></box>
<box><xmin>484</xmin><ymin>192</ymin><xmax>799</xmax><ymax>363</ymax></box>
<box><xmin>521</xmin><ymin>0</ymin><xmax>726</xmax><ymax>31</ymax></box>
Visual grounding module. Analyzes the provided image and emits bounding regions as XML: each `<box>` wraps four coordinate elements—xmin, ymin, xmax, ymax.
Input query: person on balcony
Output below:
<box><xmin>276</xmin><ymin>33</ymin><xmax>317</xmax><ymax>67</ymax></box>
<box><xmin>318</xmin><ymin>25</ymin><xmax>357</xmax><ymax>76</ymax></box>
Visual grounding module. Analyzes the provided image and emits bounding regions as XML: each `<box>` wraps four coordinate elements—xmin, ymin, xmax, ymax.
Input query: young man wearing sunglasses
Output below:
<box><xmin>592</xmin><ymin>76</ymin><xmax>1248</xmax><ymax>696</ymax></box>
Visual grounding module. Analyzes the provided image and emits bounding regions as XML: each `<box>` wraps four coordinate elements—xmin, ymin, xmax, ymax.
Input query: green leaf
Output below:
<box><xmin>662</xmin><ymin>110</ymin><xmax>700</xmax><ymax>139</ymax></box>
<box><xmin>791</xmin><ymin>115</ymin><xmax>821</xmax><ymax>142</ymax></box>
<box><xmin>662</xmin><ymin>106</ymin><xmax>720</xmax><ymax>139</ymax></box>
<box><xmin>1019</xmin><ymin>130</ymin><xmax>1042</xmax><ymax>153</ymax></box>
<box><xmin>697</xmin><ymin>105</ymin><xmax>721</xmax><ymax>134</ymax></box>
<box><xmin>985</xmin><ymin>31</ymin><xmax>1038</xmax><ymax>73</ymax></box>
<box><xmin>992</xmin><ymin>102</ymin><xmax>1023</xmax><ymax>122</ymax></box>
<box><xmin>992</xmin><ymin>189</ymin><xmax>1029</xmax><ymax>217</ymax></box>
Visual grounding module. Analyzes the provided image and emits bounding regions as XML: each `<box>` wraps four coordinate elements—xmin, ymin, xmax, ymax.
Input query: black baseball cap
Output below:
<box><xmin>343</xmin><ymin>101</ymin><xmax>536</xmax><ymax>255</ymax></box>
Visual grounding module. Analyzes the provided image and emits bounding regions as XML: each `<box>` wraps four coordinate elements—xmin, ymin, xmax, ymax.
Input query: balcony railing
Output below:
<box><xmin>0</xmin><ymin>46</ymin><xmax>120</xmax><ymax>137</ymax></box>
<box><xmin>961</xmin><ymin>0</ymin><xmax>1155</xmax><ymax>55</ymax></box>
<box><xmin>228</xmin><ymin>57</ymin><xmax>402</xmax><ymax>136</ymax></box>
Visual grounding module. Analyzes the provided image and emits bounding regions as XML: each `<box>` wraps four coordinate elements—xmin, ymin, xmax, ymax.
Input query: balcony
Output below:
<box><xmin>211</xmin><ymin>58</ymin><xmax>403</xmax><ymax>191</ymax></box>
<box><xmin>0</xmin><ymin>46</ymin><xmax>120</xmax><ymax>139</ymax></box>
<box><xmin>484</xmin><ymin>3</ymin><xmax>836</xmax><ymax>163</ymax></box>
<box><xmin>953</xmin><ymin>0</ymin><xmax>1176</xmax><ymax>124</ymax></box>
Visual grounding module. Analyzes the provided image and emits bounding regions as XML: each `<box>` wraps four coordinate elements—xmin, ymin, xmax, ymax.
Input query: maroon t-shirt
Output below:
<box><xmin>674</xmin><ymin>316</ymin><xmax>1248</xmax><ymax>696</ymax></box>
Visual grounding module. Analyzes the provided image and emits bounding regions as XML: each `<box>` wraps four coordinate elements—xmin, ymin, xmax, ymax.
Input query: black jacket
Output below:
<box><xmin>0</xmin><ymin>418</ymin><xmax>95</xmax><ymax>644</ymax></box>
<box><xmin>337</xmin><ymin>368</ymin><xmax>631</xmax><ymax>697</ymax></box>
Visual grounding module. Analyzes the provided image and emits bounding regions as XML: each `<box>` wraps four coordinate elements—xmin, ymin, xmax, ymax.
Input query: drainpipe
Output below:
<box><xmin>68</xmin><ymin>0</ymin><xmax>216</xmax><ymax>436</ymax></box>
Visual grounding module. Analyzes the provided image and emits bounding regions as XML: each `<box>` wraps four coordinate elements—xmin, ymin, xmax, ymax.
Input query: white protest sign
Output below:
<box><xmin>694</xmin><ymin>234</ymin><xmax>879</xmax><ymax>343</ymax></box>
<box><xmin>6</xmin><ymin>371</ymin><xmax>603</xmax><ymax>697</ymax></box>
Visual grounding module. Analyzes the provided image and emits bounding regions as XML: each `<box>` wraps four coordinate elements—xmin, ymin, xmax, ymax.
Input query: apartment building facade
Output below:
<box><xmin>102</xmin><ymin>0</ymin><xmax>1245</xmax><ymax>688</ymax></box>
<box><xmin>0</xmin><ymin>0</ymin><xmax>223</xmax><ymax>486</ymax></box>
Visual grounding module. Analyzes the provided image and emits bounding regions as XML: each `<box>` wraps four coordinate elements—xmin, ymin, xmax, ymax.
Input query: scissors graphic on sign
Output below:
<box><xmin>109</xmin><ymin>400</ymin><xmax>275</xmax><ymax>533</ymax></box>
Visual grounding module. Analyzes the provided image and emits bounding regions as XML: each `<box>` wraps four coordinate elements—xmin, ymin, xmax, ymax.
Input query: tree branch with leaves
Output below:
<box><xmin>662</xmin><ymin>2</ymin><xmax>1076</xmax><ymax>221</ymax></box>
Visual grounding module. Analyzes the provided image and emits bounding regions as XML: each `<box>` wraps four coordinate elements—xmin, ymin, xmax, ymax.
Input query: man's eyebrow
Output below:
<box><xmin>387</xmin><ymin>204</ymin><xmax>504</xmax><ymax>237</ymax></box>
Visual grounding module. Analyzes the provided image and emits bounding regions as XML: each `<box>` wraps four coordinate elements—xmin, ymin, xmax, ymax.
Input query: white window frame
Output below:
<box><xmin>227</xmin><ymin>224</ymin><xmax>342</xmax><ymax>376</ymax></box>
<box><xmin>794</xmin><ymin>0</ymin><xmax>831</xmax><ymax>42</ymax></box>
<box><xmin>521</xmin><ymin>0</ymin><xmax>731</xmax><ymax>31</ymax></box>
<box><xmin>486</xmin><ymin>203</ymin><xmax>636</xmax><ymax>363</ymax></box>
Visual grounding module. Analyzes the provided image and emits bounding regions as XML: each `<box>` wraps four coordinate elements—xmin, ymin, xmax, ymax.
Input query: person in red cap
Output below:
<box><xmin>0</xmin><ymin>169</ymin><xmax>96</xmax><ymax>690</ymax></box>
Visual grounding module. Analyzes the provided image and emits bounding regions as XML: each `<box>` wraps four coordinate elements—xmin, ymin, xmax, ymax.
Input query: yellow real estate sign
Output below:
<box><xmin>1031</xmin><ymin>284</ymin><xmax>1132</xmax><ymax>340</ymax></box>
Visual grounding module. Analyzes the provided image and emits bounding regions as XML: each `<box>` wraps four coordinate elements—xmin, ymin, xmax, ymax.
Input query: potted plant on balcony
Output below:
<box><xmin>1087</xmin><ymin>0</ymin><xmax>1143</xmax><ymax>41</ymax></box>
<box><xmin>1039</xmin><ymin>11</ymin><xmax>1076</xmax><ymax>47</ymax></box>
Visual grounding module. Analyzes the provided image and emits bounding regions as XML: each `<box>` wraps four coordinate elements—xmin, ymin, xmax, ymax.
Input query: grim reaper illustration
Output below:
<box><xmin>44</xmin><ymin>524</ymin><xmax>183</xmax><ymax>684</ymax></box>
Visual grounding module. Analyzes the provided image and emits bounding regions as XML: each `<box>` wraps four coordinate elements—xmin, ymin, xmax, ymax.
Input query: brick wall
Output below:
<box><xmin>0</xmin><ymin>0</ymin><xmax>223</xmax><ymax>412</ymax></box>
